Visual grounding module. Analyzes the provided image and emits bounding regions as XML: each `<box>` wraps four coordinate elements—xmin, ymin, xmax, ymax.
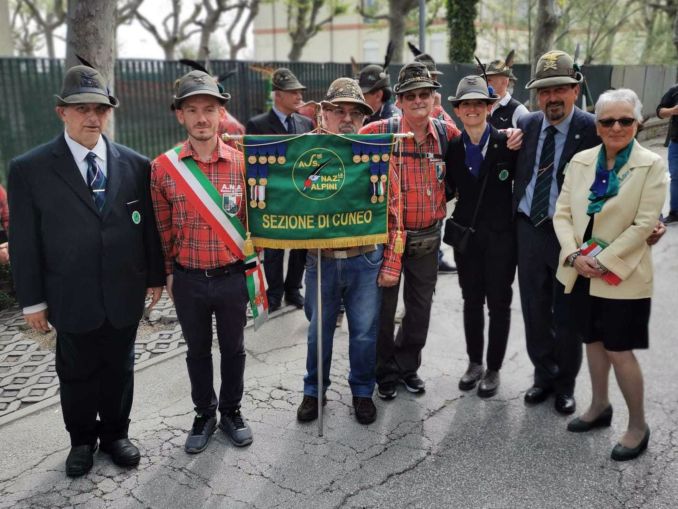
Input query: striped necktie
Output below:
<box><xmin>86</xmin><ymin>152</ymin><xmax>107</xmax><ymax>211</ymax></box>
<box><xmin>529</xmin><ymin>125</ymin><xmax>557</xmax><ymax>226</ymax></box>
<box><xmin>285</xmin><ymin>115</ymin><xmax>296</xmax><ymax>134</ymax></box>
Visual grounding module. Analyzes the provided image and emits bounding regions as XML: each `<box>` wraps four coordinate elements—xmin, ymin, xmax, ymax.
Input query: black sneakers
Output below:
<box><xmin>353</xmin><ymin>397</ymin><xmax>377</xmax><ymax>424</ymax></box>
<box><xmin>184</xmin><ymin>414</ymin><xmax>217</xmax><ymax>454</ymax></box>
<box><xmin>219</xmin><ymin>409</ymin><xmax>253</xmax><ymax>447</ymax></box>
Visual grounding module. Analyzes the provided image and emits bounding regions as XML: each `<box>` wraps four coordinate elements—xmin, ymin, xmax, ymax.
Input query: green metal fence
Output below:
<box><xmin>0</xmin><ymin>57</ymin><xmax>673</xmax><ymax>184</ymax></box>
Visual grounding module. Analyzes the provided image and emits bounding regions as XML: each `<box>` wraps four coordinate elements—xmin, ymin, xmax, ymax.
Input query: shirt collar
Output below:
<box><xmin>179</xmin><ymin>138</ymin><xmax>228</xmax><ymax>163</ymax></box>
<box><xmin>400</xmin><ymin>115</ymin><xmax>437</xmax><ymax>140</ymax></box>
<box><xmin>272</xmin><ymin>105</ymin><xmax>291</xmax><ymax>126</ymax></box>
<box><xmin>64</xmin><ymin>131</ymin><xmax>107</xmax><ymax>164</ymax></box>
<box><xmin>541</xmin><ymin>106</ymin><xmax>575</xmax><ymax>136</ymax></box>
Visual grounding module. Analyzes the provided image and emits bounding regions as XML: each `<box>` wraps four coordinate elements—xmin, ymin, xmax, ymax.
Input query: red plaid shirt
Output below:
<box><xmin>431</xmin><ymin>104</ymin><xmax>454</xmax><ymax>124</ymax></box>
<box><xmin>360</xmin><ymin>116</ymin><xmax>460</xmax><ymax>236</ymax></box>
<box><xmin>0</xmin><ymin>184</ymin><xmax>9</xmax><ymax>232</ymax></box>
<box><xmin>151</xmin><ymin>139</ymin><xmax>246</xmax><ymax>275</ymax></box>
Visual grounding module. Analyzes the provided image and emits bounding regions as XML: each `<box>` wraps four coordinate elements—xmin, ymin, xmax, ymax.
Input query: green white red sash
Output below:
<box><xmin>161</xmin><ymin>146</ymin><xmax>269</xmax><ymax>328</ymax></box>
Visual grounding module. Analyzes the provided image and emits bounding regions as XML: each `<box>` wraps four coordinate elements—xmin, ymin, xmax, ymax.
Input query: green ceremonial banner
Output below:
<box><xmin>242</xmin><ymin>133</ymin><xmax>395</xmax><ymax>249</ymax></box>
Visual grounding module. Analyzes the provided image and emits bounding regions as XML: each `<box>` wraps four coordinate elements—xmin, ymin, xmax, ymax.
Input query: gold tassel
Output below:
<box><xmin>243</xmin><ymin>232</ymin><xmax>254</xmax><ymax>256</ymax></box>
<box><xmin>394</xmin><ymin>230</ymin><xmax>404</xmax><ymax>254</ymax></box>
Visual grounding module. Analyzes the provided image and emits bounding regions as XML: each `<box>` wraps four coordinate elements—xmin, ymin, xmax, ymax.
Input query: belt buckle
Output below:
<box><xmin>334</xmin><ymin>250</ymin><xmax>348</xmax><ymax>259</ymax></box>
<box><xmin>204</xmin><ymin>269</ymin><xmax>214</xmax><ymax>278</ymax></box>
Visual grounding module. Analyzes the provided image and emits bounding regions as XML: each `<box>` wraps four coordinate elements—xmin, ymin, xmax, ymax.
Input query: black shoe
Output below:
<box><xmin>184</xmin><ymin>414</ymin><xmax>217</xmax><ymax>454</ymax></box>
<box><xmin>268</xmin><ymin>301</ymin><xmax>281</xmax><ymax>313</ymax></box>
<box><xmin>477</xmin><ymin>369</ymin><xmax>500</xmax><ymax>398</ymax></box>
<box><xmin>353</xmin><ymin>397</ymin><xmax>377</xmax><ymax>424</ymax></box>
<box><xmin>438</xmin><ymin>260</ymin><xmax>457</xmax><ymax>273</ymax></box>
<box><xmin>662</xmin><ymin>212</ymin><xmax>678</xmax><ymax>224</ymax></box>
<box><xmin>567</xmin><ymin>406</ymin><xmax>613</xmax><ymax>432</ymax></box>
<box><xmin>219</xmin><ymin>409</ymin><xmax>253</xmax><ymax>447</ymax></box>
<box><xmin>377</xmin><ymin>382</ymin><xmax>398</xmax><ymax>400</ymax></box>
<box><xmin>296</xmin><ymin>395</ymin><xmax>327</xmax><ymax>422</ymax></box>
<box><xmin>524</xmin><ymin>386</ymin><xmax>552</xmax><ymax>404</ymax></box>
<box><xmin>99</xmin><ymin>438</ymin><xmax>140</xmax><ymax>467</ymax></box>
<box><xmin>611</xmin><ymin>427</ymin><xmax>650</xmax><ymax>461</ymax></box>
<box><xmin>285</xmin><ymin>291</ymin><xmax>304</xmax><ymax>309</ymax></box>
<box><xmin>555</xmin><ymin>394</ymin><xmax>576</xmax><ymax>415</ymax></box>
<box><xmin>65</xmin><ymin>443</ymin><xmax>97</xmax><ymax>477</ymax></box>
<box><xmin>458</xmin><ymin>362</ymin><xmax>484</xmax><ymax>391</ymax></box>
<box><xmin>400</xmin><ymin>374</ymin><xmax>425</xmax><ymax>393</ymax></box>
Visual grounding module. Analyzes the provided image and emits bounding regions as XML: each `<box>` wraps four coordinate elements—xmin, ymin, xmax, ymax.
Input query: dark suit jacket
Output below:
<box><xmin>445</xmin><ymin>127</ymin><xmax>517</xmax><ymax>232</ymax></box>
<box><xmin>245</xmin><ymin>109</ymin><xmax>314</xmax><ymax>135</ymax></box>
<box><xmin>512</xmin><ymin>107</ymin><xmax>599</xmax><ymax>215</ymax></box>
<box><xmin>8</xmin><ymin>134</ymin><xmax>165</xmax><ymax>333</ymax></box>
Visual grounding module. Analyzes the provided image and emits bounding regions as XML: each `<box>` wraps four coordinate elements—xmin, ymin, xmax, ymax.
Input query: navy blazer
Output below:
<box><xmin>245</xmin><ymin>109</ymin><xmax>314</xmax><ymax>135</ymax></box>
<box><xmin>8</xmin><ymin>134</ymin><xmax>165</xmax><ymax>333</ymax></box>
<box><xmin>512</xmin><ymin>107</ymin><xmax>599</xmax><ymax>215</ymax></box>
<box><xmin>445</xmin><ymin>127</ymin><xmax>517</xmax><ymax>232</ymax></box>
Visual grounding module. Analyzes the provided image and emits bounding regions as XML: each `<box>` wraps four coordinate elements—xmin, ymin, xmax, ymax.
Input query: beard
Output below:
<box><xmin>544</xmin><ymin>101</ymin><xmax>565</xmax><ymax>122</ymax></box>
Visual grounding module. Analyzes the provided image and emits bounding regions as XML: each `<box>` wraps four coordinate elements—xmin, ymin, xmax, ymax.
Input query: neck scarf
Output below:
<box><xmin>462</xmin><ymin>125</ymin><xmax>491</xmax><ymax>178</ymax></box>
<box><xmin>587</xmin><ymin>140</ymin><xmax>634</xmax><ymax>215</ymax></box>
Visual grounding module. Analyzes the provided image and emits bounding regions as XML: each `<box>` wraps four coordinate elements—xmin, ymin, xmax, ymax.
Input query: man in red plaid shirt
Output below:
<box><xmin>150</xmin><ymin>70</ymin><xmax>253</xmax><ymax>454</ymax></box>
<box><xmin>360</xmin><ymin>62</ymin><xmax>459</xmax><ymax>399</ymax></box>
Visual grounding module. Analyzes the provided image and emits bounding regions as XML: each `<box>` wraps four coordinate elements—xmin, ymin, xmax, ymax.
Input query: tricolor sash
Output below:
<box><xmin>161</xmin><ymin>146</ymin><xmax>269</xmax><ymax>329</ymax></box>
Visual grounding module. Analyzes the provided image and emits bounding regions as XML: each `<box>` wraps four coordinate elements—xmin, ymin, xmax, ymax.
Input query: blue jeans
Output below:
<box><xmin>303</xmin><ymin>246</ymin><xmax>383</xmax><ymax>398</ymax></box>
<box><xmin>669</xmin><ymin>141</ymin><xmax>678</xmax><ymax>213</ymax></box>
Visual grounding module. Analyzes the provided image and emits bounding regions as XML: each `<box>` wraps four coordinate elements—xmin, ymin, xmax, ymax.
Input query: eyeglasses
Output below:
<box><xmin>597</xmin><ymin>117</ymin><xmax>636</xmax><ymax>128</ymax></box>
<box><xmin>402</xmin><ymin>91</ymin><xmax>432</xmax><ymax>102</ymax></box>
<box><xmin>329</xmin><ymin>108</ymin><xmax>365</xmax><ymax>121</ymax></box>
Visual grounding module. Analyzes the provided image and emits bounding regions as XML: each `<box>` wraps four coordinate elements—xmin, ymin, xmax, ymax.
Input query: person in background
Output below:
<box><xmin>656</xmin><ymin>82</ymin><xmax>678</xmax><ymax>224</ymax></box>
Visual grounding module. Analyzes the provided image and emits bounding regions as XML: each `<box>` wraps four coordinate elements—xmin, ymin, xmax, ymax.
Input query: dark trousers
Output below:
<box><xmin>454</xmin><ymin>227</ymin><xmax>516</xmax><ymax>371</ymax></box>
<box><xmin>376</xmin><ymin>248</ymin><xmax>439</xmax><ymax>384</ymax></box>
<box><xmin>516</xmin><ymin>215</ymin><xmax>582</xmax><ymax>395</ymax></box>
<box><xmin>55</xmin><ymin>321</ymin><xmax>137</xmax><ymax>446</ymax></box>
<box><xmin>172</xmin><ymin>267</ymin><xmax>248</xmax><ymax>417</ymax></box>
<box><xmin>264</xmin><ymin>248</ymin><xmax>307</xmax><ymax>304</ymax></box>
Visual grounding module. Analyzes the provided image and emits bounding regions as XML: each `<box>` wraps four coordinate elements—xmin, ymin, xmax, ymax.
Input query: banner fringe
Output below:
<box><xmin>252</xmin><ymin>234</ymin><xmax>388</xmax><ymax>249</ymax></box>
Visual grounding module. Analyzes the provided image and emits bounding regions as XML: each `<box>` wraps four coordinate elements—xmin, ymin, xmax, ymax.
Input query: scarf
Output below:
<box><xmin>587</xmin><ymin>140</ymin><xmax>634</xmax><ymax>215</ymax></box>
<box><xmin>462</xmin><ymin>125</ymin><xmax>491</xmax><ymax>178</ymax></box>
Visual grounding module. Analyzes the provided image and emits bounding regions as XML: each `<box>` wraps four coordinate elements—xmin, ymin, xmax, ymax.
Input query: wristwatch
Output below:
<box><xmin>565</xmin><ymin>251</ymin><xmax>581</xmax><ymax>267</ymax></box>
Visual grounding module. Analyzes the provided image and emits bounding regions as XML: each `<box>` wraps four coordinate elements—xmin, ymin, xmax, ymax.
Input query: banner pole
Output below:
<box><xmin>316</xmin><ymin>248</ymin><xmax>324</xmax><ymax>437</ymax></box>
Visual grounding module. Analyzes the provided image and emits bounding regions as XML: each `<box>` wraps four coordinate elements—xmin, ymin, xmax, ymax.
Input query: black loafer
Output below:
<box><xmin>554</xmin><ymin>394</ymin><xmax>576</xmax><ymax>415</ymax></box>
<box><xmin>285</xmin><ymin>291</ymin><xmax>304</xmax><ymax>309</ymax></box>
<box><xmin>353</xmin><ymin>397</ymin><xmax>377</xmax><ymax>424</ymax></box>
<box><xmin>65</xmin><ymin>443</ymin><xmax>97</xmax><ymax>477</ymax></box>
<box><xmin>296</xmin><ymin>395</ymin><xmax>327</xmax><ymax>422</ymax></box>
<box><xmin>567</xmin><ymin>406</ymin><xmax>613</xmax><ymax>432</ymax></box>
<box><xmin>524</xmin><ymin>386</ymin><xmax>552</xmax><ymax>404</ymax></box>
<box><xmin>100</xmin><ymin>438</ymin><xmax>141</xmax><ymax>467</ymax></box>
<box><xmin>611</xmin><ymin>427</ymin><xmax>650</xmax><ymax>461</ymax></box>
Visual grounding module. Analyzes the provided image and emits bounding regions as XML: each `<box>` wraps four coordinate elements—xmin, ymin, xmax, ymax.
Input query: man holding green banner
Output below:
<box><xmin>289</xmin><ymin>78</ymin><xmax>401</xmax><ymax>425</ymax></box>
<box><xmin>150</xmin><ymin>70</ymin><xmax>257</xmax><ymax>454</ymax></box>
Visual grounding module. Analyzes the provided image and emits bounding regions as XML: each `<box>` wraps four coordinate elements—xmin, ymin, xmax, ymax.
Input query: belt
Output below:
<box><xmin>174</xmin><ymin>261</ymin><xmax>244</xmax><ymax>278</ymax></box>
<box><xmin>406</xmin><ymin>221</ymin><xmax>441</xmax><ymax>234</ymax></box>
<box><xmin>317</xmin><ymin>245</ymin><xmax>377</xmax><ymax>259</ymax></box>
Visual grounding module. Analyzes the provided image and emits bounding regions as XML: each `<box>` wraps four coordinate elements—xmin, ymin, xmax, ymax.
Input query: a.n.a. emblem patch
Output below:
<box><xmin>221</xmin><ymin>184</ymin><xmax>242</xmax><ymax>215</ymax></box>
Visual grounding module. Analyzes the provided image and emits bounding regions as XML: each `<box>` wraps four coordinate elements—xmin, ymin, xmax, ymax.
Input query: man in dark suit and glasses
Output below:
<box><xmin>8</xmin><ymin>65</ymin><xmax>165</xmax><ymax>477</ymax></box>
<box><xmin>246</xmin><ymin>68</ymin><xmax>313</xmax><ymax>311</ymax></box>
<box><xmin>513</xmin><ymin>51</ymin><xmax>601</xmax><ymax>415</ymax></box>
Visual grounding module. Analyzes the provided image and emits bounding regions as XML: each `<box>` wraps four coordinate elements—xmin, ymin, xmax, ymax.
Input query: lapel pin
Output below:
<box><xmin>575</xmin><ymin>134</ymin><xmax>580</xmax><ymax>140</ymax></box>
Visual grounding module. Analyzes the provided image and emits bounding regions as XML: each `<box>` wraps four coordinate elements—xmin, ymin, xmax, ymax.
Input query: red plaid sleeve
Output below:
<box><xmin>379</xmin><ymin>162</ymin><xmax>402</xmax><ymax>278</ymax></box>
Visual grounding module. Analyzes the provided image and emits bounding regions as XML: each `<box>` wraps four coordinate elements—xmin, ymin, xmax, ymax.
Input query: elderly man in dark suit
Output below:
<box><xmin>8</xmin><ymin>65</ymin><xmax>165</xmax><ymax>477</ymax></box>
<box><xmin>513</xmin><ymin>51</ymin><xmax>600</xmax><ymax>415</ymax></box>
<box><xmin>245</xmin><ymin>68</ymin><xmax>314</xmax><ymax>311</ymax></box>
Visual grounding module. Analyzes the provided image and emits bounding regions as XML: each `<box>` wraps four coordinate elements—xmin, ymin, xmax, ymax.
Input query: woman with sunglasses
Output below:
<box><xmin>443</xmin><ymin>76</ymin><xmax>518</xmax><ymax>398</ymax></box>
<box><xmin>553</xmin><ymin>88</ymin><xmax>667</xmax><ymax>461</ymax></box>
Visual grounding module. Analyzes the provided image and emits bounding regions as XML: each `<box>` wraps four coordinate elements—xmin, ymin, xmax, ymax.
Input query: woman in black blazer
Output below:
<box><xmin>443</xmin><ymin>76</ymin><xmax>518</xmax><ymax>397</ymax></box>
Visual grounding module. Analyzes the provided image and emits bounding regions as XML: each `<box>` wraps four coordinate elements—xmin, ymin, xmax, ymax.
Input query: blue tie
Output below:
<box><xmin>86</xmin><ymin>152</ymin><xmax>106</xmax><ymax>211</ymax></box>
<box><xmin>530</xmin><ymin>125</ymin><xmax>557</xmax><ymax>226</ymax></box>
<box><xmin>286</xmin><ymin>115</ymin><xmax>296</xmax><ymax>134</ymax></box>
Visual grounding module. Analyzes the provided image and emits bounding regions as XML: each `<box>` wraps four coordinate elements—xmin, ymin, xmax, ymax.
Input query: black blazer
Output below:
<box><xmin>445</xmin><ymin>127</ymin><xmax>517</xmax><ymax>232</ymax></box>
<box><xmin>512</xmin><ymin>107</ymin><xmax>599</xmax><ymax>214</ymax></box>
<box><xmin>245</xmin><ymin>109</ymin><xmax>314</xmax><ymax>135</ymax></box>
<box><xmin>8</xmin><ymin>134</ymin><xmax>165</xmax><ymax>333</ymax></box>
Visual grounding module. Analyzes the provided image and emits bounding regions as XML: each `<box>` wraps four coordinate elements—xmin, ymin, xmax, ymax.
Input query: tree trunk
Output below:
<box><xmin>531</xmin><ymin>0</ymin><xmax>560</xmax><ymax>108</ymax></box>
<box><xmin>66</xmin><ymin>0</ymin><xmax>117</xmax><ymax>136</ymax></box>
<box><xmin>45</xmin><ymin>26</ymin><xmax>55</xmax><ymax>58</ymax></box>
<box><xmin>673</xmin><ymin>7</ymin><xmax>678</xmax><ymax>61</ymax></box>
<box><xmin>389</xmin><ymin>0</ymin><xmax>407</xmax><ymax>64</ymax></box>
<box><xmin>163</xmin><ymin>44</ymin><xmax>175</xmax><ymax>61</ymax></box>
<box><xmin>0</xmin><ymin>0</ymin><xmax>12</xmax><ymax>56</ymax></box>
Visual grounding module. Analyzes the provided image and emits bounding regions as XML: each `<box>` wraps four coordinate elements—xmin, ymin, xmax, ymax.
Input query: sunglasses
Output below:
<box><xmin>597</xmin><ymin>117</ymin><xmax>636</xmax><ymax>128</ymax></box>
<box><xmin>329</xmin><ymin>108</ymin><xmax>365</xmax><ymax>121</ymax></box>
<box><xmin>402</xmin><ymin>91</ymin><xmax>432</xmax><ymax>102</ymax></box>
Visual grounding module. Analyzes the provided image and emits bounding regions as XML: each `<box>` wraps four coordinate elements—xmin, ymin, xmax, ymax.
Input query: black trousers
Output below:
<box><xmin>376</xmin><ymin>248</ymin><xmax>439</xmax><ymax>384</ymax></box>
<box><xmin>516</xmin><ymin>215</ymin><xmax>581</xmax><ymax>395</ymax></box>
<box><xmin>454</xmin><ymin>227</ymin><xmax>516</xmax><ymax>371</ymax></box>
<box><xmin>172</xmin><ymin>266</ymin><xmax>248</xmax><ymax>417</ymax></box>
<box><xmin>264</xmin><ymin>248</ymin><xmax>307</xmax><ymax>304</ymax></box>
<box><xmin>55</xmin><ymin>320</ymin><xmax>138</xmax><ymax>446</ymax></box>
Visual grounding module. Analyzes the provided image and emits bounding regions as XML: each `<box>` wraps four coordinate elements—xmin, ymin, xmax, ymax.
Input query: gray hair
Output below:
<box><xmin>595</xmin><ymin>88</ymin><xmax>643</xmax><ymax>122</ymax></box>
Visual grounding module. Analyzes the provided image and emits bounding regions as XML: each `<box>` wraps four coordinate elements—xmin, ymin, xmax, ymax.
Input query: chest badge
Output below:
<box><xmin>132</xmin><ymin>211</ymin><xmax>141</xmax><ymax>224</ymax></box>
<box><xmin>498</xmin><ymin>169</ymin><xmax>509</xmax><ymax>181</ymax></box>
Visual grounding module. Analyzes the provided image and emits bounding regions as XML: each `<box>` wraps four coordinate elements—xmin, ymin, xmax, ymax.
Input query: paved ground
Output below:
<box><xmin>0</xmin><ymin>138</ymin><xmax>676</xmax><ymax>508</ymax></box>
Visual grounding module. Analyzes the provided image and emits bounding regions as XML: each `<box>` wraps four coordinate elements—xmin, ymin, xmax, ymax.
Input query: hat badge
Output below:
<box><xmin>80</xmin><ymin>72</ymin><xmax>99</xmax><ymax>88</ymax></box>
<box><xmin>192</xmin><ymin>75</ymin><xmax>205</xmax><ymax>84</ymax></box>
<box><xmin>541</xmin><ymin>52</ymin><xmax>560</xmax><ymax>71</ymax></box>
